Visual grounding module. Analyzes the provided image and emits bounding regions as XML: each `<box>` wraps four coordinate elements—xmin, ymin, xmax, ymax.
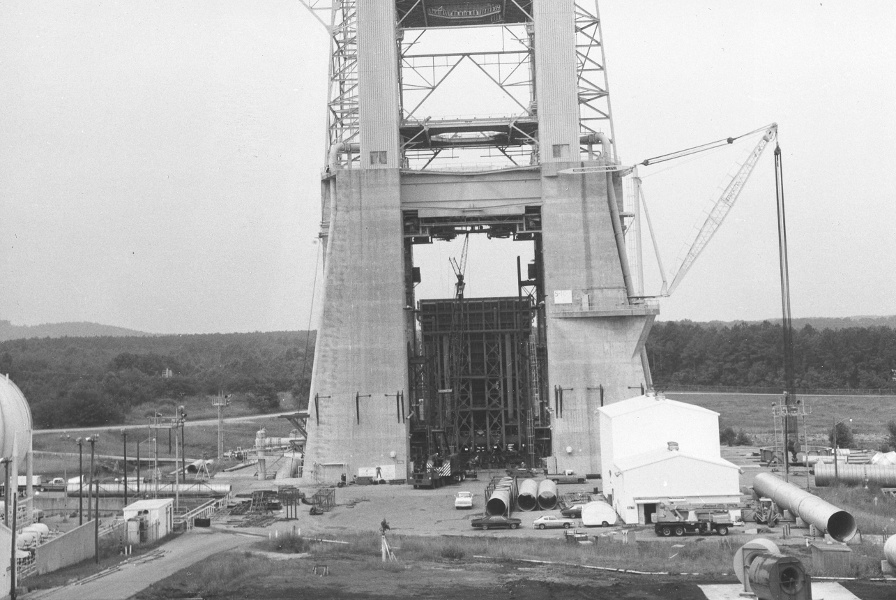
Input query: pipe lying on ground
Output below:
<box><xmin>753</xmin><ymin>473</ymin><xmax>856</xmax><ymax>542</ymax></box>
<box><xmin>517</xmin><ymin>479</ymin><xmax>538</xmax><ymax>511</ymax></box>
<box><xmin>65</xmin><ymin>482</ymin><xmax>231</xmax><ymax>497</ymax></box>
<box><xmin>486</xmin><ymin>488</ymin><xmax>512</xmax><ymax>516</ymax></box>
<box><xmin>537</xmin><ymin>479</ymin><xmax>558</xmax><ymax>510</ymax></box>
<box><xmin>814</xmin><ymin>463</ymin><xmax>896</xmax><ymax>487</ymax></box>
<box><xmin>885</xmin><ymin>535</ymin><xmax>896</xmax><ymax>568</ymax></box>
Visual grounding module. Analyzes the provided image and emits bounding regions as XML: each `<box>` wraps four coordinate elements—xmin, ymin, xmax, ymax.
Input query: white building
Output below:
<box><xmin>597</xmin><ymin>394</ymin><xmax>741</xmax><ymax>524</ymax></box>
<box><xmin>122</xmin><ymin>498</ymin><xmax>173</xmax><ymax>543</ymax></box>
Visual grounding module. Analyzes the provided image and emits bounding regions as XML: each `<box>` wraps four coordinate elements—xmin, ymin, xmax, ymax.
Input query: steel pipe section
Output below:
<box><xmin>486</xmin><ymin>488</ymin><xmax>512</xmax><ymax>516</ymax></box>
<box><xmin>814</xmin><ymin>463</ymin><xmax>896</xmax><ymax>487</ymax></box>
<box><xmin>885</xmin><ymin>535</ymin><xmax>896</xmax><ymax>568</ymax></box>
<box><xmin>753</xmin><ymin>473</ymin><xmax>856</xmax><ymax>542</ymax></box>
<box><xmin>66</xmin><ymin>482</ymin><xmax>231</xmax><ymax>497</ymax></box>
<box><xmin>537</xmin><ymin>479</ymin><xmax>558</xmax><ymax>510</ymax></box>
<box><xmin>517</xmin><ymin>479</ymin><xmax>539</xmax><ymax>511</ymax></box>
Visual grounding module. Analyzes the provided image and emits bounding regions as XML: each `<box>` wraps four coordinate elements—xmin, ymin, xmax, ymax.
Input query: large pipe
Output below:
<box><xmin>486</xmin><ymin>488</ymin><xmax>512</xmax><ymax>516</ymax></box>
<box><xmin>885</xmin><ymin>534</ymin><xmax>896</xmax><ymax>568</ymax></box>
<box><xmin>814</xmin><ymin>463</ymin><xmax>896</xmax><ymax>487</ymax></box>
<box><xmin>606</xmin><ymin>171</ymin><xmax>636</xmax><ymax>299</ymax></box>
<box><xmin>516</xmin><ymin>479</ymin><xmax>539</xmax><ymax>511</ymax></box>
<box><xmin>753</xmin><ymin>473</ymin><xmax>856</xmax><ymax>542</ymax></box>
<box><xmin>537</xmin><ymin>479</ymin><xmax>558</xmax><ymax>510</ymax></box>
<box><xmin>65</xmin><ymin>482</ymin><xmax>231</xmax><ymax>497</ymax></box>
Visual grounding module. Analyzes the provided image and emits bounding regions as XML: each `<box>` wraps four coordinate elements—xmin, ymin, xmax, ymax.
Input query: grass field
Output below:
<box><xmin>667</xmin><ymin>392</ymin><xmax>896</xmax><ymax>448</ymax></box>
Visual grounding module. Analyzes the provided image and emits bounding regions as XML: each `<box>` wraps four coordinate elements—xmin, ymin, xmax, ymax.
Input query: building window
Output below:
<box><xmin>370</xmin><ymin>151</ymin><xmax>388</xmax><ymax>165</ymax></box>
<box><xmin>552</xmin><ymin>144</ymin><xmax>570</xmax><ymax>159</ymax></box>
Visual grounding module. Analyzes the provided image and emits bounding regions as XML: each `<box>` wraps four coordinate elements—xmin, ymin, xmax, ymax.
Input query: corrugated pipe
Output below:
<box><xmin>516</xmin><ymin>479</ymin><xmax>539</xmax><ymax>511</ymax></box>
<box><xmin>486</xmin><ymin>488</ymin><xmax>512</xmax><ymax>516</ymax></box>
<box><xmin>814</xmin><ymin>463</ymin><xmax>896</xmax><ymax>487</ymax></box>
<box><xmin>66</xmin><ymin>482</ymin><xmax>231</xmax><ymax>497</ymax></box>
<box><xmin>753</xmin><ymin>473</ymin><xmax>856</xmax><ymax>542</ymax></box>
<box><xmin>537</xmin><ymin>479</ymin><xmax>558</xmax><ymax>510</ymax></box>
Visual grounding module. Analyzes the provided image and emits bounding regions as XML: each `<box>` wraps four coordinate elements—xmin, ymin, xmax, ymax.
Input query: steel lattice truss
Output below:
<box><xmin>302</xmin><ymin>1</ymin><xmax>618</xmax><ymax>170</ymax></box>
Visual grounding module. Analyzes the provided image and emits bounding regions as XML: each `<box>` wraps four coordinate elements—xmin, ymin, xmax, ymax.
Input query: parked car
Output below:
<box><xmin>454</xmin><ymin>491</ymin><xmax>474</xmax><ymax>509</ymax></box>
<box><xmin>560</xmin><ymin>504</ymin><xmax>585</xmax><ymax>518</ymax></box>
<box><xmin>471</xmin><ymin>514</ymin><xmax>521</xmax><ymax>530</ymax></box>
<box><xmin>533</xmin><ymin>515</ymin><xmax>577</xmax><ymax>530</ymax></box>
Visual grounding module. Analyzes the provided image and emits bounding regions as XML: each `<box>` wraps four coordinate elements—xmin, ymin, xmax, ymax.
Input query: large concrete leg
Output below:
<box><xmin>541</xmin><ymin>169</ymin><xmax>657</xmax><ymax>475</ymax></box>
<box><xmin>301</xmin><ymin>169</ymin><xmax>409</xmax><ymax>484</ymax></box>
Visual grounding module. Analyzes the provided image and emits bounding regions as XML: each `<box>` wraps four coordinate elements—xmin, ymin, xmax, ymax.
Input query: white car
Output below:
<box><xmin>454</xmin><ymin>491</ymin><xmax>474</xmax><ymax>509</ymax></box>
<box><xmin>533</xmin><ymin>515</ymin><xmax>577</xmax><ymax>530</ymax></box>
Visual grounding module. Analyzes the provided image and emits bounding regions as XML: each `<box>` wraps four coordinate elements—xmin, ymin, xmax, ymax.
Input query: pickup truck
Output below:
<box><xmin>546</xmin><ymin>470</ymin><xmax>586</xmax><ymax>484</ymax></box>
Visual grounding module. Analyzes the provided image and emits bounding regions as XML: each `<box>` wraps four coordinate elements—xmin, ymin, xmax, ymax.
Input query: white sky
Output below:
<box><xmin>1</xmin><ymin>1</ymin><xmax>894</xmax><ymax>334</ymax></box>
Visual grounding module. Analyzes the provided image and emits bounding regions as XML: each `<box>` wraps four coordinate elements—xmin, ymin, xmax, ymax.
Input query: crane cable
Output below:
<box><xmin>638</xmin><ymin>123</ymin><xmax>774</xmax><ymax>167</ymax></box>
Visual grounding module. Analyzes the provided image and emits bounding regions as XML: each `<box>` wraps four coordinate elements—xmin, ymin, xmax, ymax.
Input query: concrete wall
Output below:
<box><xmin>33</xmin><ymin>521</ymin><xmax>98</xmax><ymax>576</ymax></box>
<box><xmin>533</xmin><ymin>0</ymin><xmax>579</xmax><ymax>162</ymax></box>
<box><xmin>358</xmin><ymin>0</ymin><xmax>400</xmax><ymax>168</ymax></box>
<box><xmin>302</xmin><ymin>168</ymin><xmax>410</xmax><ymax>484</ymax></box>
<box><xmin>541</xmin><ymin>168</ymin><xmax>655</xmax><ymax>475</ymax></box>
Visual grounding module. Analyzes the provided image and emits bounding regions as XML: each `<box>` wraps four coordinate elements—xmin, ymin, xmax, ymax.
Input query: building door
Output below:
<box><xmin>642</xmin><ymin>503</ymin><xmax>657</xmax><ymax>525</ymax></box>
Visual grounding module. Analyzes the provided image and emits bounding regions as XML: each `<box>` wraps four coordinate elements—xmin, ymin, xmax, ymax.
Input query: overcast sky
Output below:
<box><xmin>1</xmin><ymin>1</ymin><xmax>894</xmax><ymax>334</ymax></box>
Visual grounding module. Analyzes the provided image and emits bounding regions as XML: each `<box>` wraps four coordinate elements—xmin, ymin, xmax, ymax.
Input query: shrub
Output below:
<box><xmin>829</xmin><ymin>422</ymin><xmax>856</xmax><ymax>449</ymax></box>
<box><xmin>735</xmin><ymin>429</ymin><xmax>753</xmax><ymax>446</ymax></box>
<box><xmin>440</xmin><ymin>545</ymin><xmax>465</xmax><ymax>560</ymax></box>
<box><xmin>719</xmin><ymin>426</ymin><xmax>737</xmax><ymax>446</ymax></box>
<box><xmin>886</xmin><ymin>420</ymin><xmax>896</xmax><ymax>451</ymax></box>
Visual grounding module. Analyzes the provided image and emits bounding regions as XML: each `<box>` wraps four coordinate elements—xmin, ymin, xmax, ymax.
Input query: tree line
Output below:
<box><xmin>0</xmin><ymin>331</ymin><xmax>314</xmax><ymax>428</ymax></box>
<box><xmin>647</xmin><ymin>320</ymin><xmax>896</xmax><ymax>390</ymax></box>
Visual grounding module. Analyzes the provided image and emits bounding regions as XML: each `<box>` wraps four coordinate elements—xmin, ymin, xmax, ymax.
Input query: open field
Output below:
<box><xmin>668</xmin><ymin>392</ymin><xmax>896</xmax><ymax>448</ymax></box>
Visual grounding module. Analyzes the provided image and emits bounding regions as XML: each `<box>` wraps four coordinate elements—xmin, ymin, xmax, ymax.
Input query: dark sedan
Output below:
<box><xmin>471</xmin><ymin>514</ymin><xmax>522</xmax><ymax>530</ymax></box>
<box><xmin>560</xmin><ymin>505</ymin><xmax>584</xmax><ymax>518</ymax></box>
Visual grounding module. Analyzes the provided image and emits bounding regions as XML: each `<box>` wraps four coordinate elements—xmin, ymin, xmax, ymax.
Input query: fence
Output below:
<box><xmin>658</xmin><ymin>385</ymin><xmax>896</xmax><ymax>396</ymax></box>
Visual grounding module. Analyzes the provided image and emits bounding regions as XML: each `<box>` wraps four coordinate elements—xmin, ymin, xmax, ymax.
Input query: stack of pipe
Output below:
<box><xmin>814</xmin><ymin>463</ymin><xmax>896</xmax><ymax>487</ymax></box>
<box><xmin>537</xmin><ymin>479</ymin><xmax>558</xmax><ymax>510</ymax></box>
<box><xmin>753</xmin><ymin>473</ymin><xmax>856</xmax><ymax>542</ymax></box>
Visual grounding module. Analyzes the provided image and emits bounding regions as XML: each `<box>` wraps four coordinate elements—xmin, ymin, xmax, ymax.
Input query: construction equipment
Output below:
<box><xmin>753</xmin><ymin>497</ymin><xmax>780</xmax><ymax>527</ymax></box>
<box><xmin>652</xmin><ymin>502</ymin><xmax>733</xmax><ymax>537</ymax></box>
<box><xmin>411</xmin><ymin>453</ymin><xmax>466</xmax><ymax>489</ymax></box>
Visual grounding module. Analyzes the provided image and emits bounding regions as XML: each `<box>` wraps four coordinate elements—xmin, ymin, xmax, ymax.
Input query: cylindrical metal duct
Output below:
<box><xmin>66</xmin><ymin>482</ymin><xmax>231</xmax><ymax>497</ymax></box>
<box><xmin>814</xmin><ymin>463</ymin><xmax>896</xmax><ymax>487</ymax></box>
<box><xmin>516</xmin><ymin>479</ymin><xmax>539</xmax><ymax>511</ymax></box>
<box><xmin>486</xmin><ymin>488</ymin><xmax>511</xmax><ymax>516</ymax></box>
<box><xmin>885</xmin><ymin>534</ymin><xmax>896</xmax><ymax>568</ymax></box>
<box><xmin>753</xmin><ymin>473</ymin><xmax>856</xmax><ymax>542</ymax></box>
<box><xmin>537</xmin><ymin>479</ymin><xmax>558</xmax><ymax>510</ymax></box>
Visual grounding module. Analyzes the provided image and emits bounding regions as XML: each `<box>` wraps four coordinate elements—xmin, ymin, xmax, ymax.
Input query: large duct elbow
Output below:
<box><xmin>327</xmin><ymin>142</ymin><xmax>359</xmax><ymax>171</ymax></box>
<box><xmin>580</xmin><ymin>133</ymin><xmax>614</xmax><ymax>162</ymax></box>
<box><xmin>753</xmin><ymin>473</ymin><xmax>856</xmax><ymax>542</ymax></box>
<box><xmin>486</xmin><ymin>488</ymin><xmax>512</xmax><ymax>516</ymax></box>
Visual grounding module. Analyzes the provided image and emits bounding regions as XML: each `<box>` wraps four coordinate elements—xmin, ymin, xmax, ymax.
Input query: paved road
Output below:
<box><xmin>22</xmin><ymin>530</ymin><xmax>257</xmax><ymax>600</ymax></box>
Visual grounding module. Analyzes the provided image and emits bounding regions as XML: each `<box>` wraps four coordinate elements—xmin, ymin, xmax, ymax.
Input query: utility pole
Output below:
<box><xmin>179</xmin><ymin>406</ymin><xmax>187</xmax><ymax>483</ymax></box>
<box><xmin>121</xmin><ymin>430</ymin><xmax>128</xmax><ymax>507</ymax></box>
<box><xmin>213</xmin><ymin>393</ymin><xmax>230</xmax><ymax>460</ymax></box>
<box><xmin>86</xmin><ymin>436</ymin><xmax>97</xmax><ymax>522</ymax></box>
<box><xmin>76</xmin><ymin>438</ymin><xmax>83</xmax><ymax>525</ymax></box>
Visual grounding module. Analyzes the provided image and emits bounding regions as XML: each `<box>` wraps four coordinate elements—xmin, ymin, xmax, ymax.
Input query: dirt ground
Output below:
<box><xmin>134</xmin><ymin>551</ymin><xmax>895</xmax><ymax>600</ymax></box>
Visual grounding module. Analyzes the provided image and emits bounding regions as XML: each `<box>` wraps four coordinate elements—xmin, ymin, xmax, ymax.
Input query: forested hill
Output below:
<box><xmin>648</xmin><ymin>320</ymin><xmax>896</xmax><ymax>390</ymax></box>
<box><xmin>0</xmin><ymin>320</ymin><xmax>150</xmax><ymax>342</ymax></box>
<box><xmin>0</xmin><ymin>331</ymin><xmax>314</xmax><ymax>428</ymax></box>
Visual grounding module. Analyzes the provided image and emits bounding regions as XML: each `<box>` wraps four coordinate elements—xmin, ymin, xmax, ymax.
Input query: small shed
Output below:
<box><xmin>598</xmin><ymin>394</ymin><xmax>723</xmax><ymax>480</ymax></box>
<box><xmin>609</xmin><ymin>445</ymin><xmax>741</xmax><ymax>524</ymax></box>
<box><xmin>122</xmin><ymin>498</ymin><xmax>173</xmax><ymax>543</ymax></box>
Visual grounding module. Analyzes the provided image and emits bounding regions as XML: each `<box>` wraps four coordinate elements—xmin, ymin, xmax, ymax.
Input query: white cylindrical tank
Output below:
<box><xmin>885</xmin><ymin>534</ymin><xmax>896</xmax><ymax>568</ymax></box>
<box><xmin>581</xmin><ymin>501</ymin><xmax>618</xmax><ymax>527</ymax></box>
<box><xmin>23</xmin><ymin>523</ymin><xmax>49</xmax><ymax>542</ymax></box>
<box><xmin>0</xmin><ymin>374</ymin><xmax>32</xmax><ymax>460</ymax></box>
<box><xmin>16</xmin><ymin>531</ymin><xmax>39</xmax><ymax>550</ymax></box>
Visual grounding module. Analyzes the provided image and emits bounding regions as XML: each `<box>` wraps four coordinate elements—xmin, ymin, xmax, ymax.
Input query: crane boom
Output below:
<box><xmin>666</xmin><ymin>123</ymin><xmax>777</xmax><ymax>296</ymax></box>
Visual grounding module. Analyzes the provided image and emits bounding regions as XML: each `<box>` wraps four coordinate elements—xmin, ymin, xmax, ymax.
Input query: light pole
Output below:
<box><xmin>86</xmin><ymin>436</ymin><xmax>97</xmax><ymax>522</ymax></box>
<box><xmin>4</xmin><ymin>457</ymin><xmax>16</xmax><ymax>600</ymax></box>
<box><xmin>76</xmin><ymin>438</ymin><xmax>84</xmax><ymax>526</ymax></box>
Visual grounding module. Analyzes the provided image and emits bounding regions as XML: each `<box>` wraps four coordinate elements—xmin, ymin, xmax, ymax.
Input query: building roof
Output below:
<box><xmin>614</xmin><ymin>447</ymin><xmax>739</xmax><ymax>473</ymax></box>
<box><xmin>124</xmin><ymin>498</ymin><xmax>173</xmax><ymax>511</ymax></box>
<box><xmin>597</xmin><ymin>394</ymin><xmax>719</xmax><ymax>419</ymax></box>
